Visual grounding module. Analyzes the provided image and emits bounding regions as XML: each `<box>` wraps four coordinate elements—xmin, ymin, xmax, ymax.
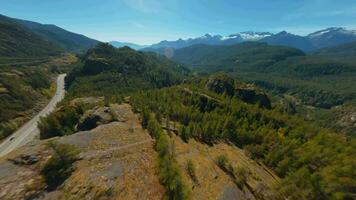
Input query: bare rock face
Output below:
<box><xmin>205</xmin><ymin>74</ymin><xmax>272</xmax><ymax>109</ymax></box>
<box><xmin>205</xmin><ymin>73</ymin><xmax>235</xmax><ymax>96</ymax></box>
<box><xmin>0</xmin><ymin>104</ymin><xmax>164</xmax><ymax>200</ymax></box>
<box><xmin>235</xmin><ymin>88</ymin><xmax>271</xmax><ymax>109</ymax></box>
<box><xmin>77</xmin><ymin>104</ymin><xmax>128</xmax><ymax>131</ymax></box>
<box><xmin>78</xmin><ymin>106</ymin><xmax>114</xmax><ymax>131</ymax></box>
<box><xmin>9</xmin><ymin>154</ymin><xmax>40</xmax><ymax>165</ymax></box>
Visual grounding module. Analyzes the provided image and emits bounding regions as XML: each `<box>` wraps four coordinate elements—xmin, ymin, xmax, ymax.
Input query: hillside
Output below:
<box><xmin>11</xmin><ymin>16</ymin><xmax>99</xmax><ymax>53</ymax></box>
<box><xmin>260</xmin><ymin>31</ymin><xmax>314</xmax><ymax>52</ymax></box>
<box><xmin>171</xmin><ymin>42</ymin><xmax>305</xmax><ymax>72</ymax></box>
<box><xmin>0</xmin><ymin>43</ymin><xmax>353</xmax><ymax>200</ymax></box>
<box><xmin>314</xmin><ymin>41</ymin><xmax>356</xmax><ymax>56</ymax></box>
<box><xmin>130</xmin><ymin>77</ymin><xmax>355</xmax><ymax>199</ymax></box>
<box><xmin>65</xmin><ymin>43</ymin><xmax>189</xmax><ymax>98</ymax></box>
<box><xmin>308</xmin><ymin>27</ymin><xmax>356</xmax><ymax>49</ymax></box>
<box><xmin>109</xmin><ymin>41</ymin><xmax>147</xmax><ymax>50</ymax></box>
<box><xmin>0</xmin><ymin>15</ymin><xmax>62</xmax><ymax>57</ymax></box>
<box><xmin>0</xmin><ymin>55</ymin><xmax>77</xmax><ymax>141</ymax></box>
<box><xmin>0</xmin><ymin>14</ymin><xmax>99</xmax><ymax>53</ymax></box>
<box><xmin>168</xmin><ymin>43</ymin><xmax>356</xmax><ymax>109</ymax></box>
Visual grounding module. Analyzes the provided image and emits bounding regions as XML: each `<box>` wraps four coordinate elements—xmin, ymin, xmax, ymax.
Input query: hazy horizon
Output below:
<box><xmin>1</xmin><ymin>0</ymin><xmax>356</xmax><ymax>45</ymax></box>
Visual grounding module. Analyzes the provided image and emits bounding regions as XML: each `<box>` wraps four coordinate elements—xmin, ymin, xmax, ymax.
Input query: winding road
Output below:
<box><xmin>0</xmin><ymin>74</ymin><xmax>66</xmax><ymax>157</ymax></box>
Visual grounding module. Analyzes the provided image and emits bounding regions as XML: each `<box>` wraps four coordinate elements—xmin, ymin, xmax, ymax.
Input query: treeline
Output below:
<box><xmin>130</xmin><ymin>85</ymin><xmax>355</xmax><ymax>200</ymax></box>
<box><xmin>170</xmin><ymin>42</ymin><xmax>356</xmax><ymax>108</ymax></box>
<box><xmin>64</xmin><ymin>43</ymin><xmax>189</xmax><ymax>98</ymax></box>
<box><xmin>140</xmin><ymin>110</ymin><xmax>190</xmax><ymax>199</ymax></box>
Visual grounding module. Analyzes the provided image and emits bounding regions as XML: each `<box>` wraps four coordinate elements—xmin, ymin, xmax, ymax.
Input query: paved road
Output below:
<box><xmin>0</xmin><ymin>74</ymin><xmax>66</xmax><ymax>157</ymax></box>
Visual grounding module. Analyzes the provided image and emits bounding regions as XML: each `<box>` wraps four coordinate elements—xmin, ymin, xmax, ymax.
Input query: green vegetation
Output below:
<box><xmin>215</xmin><ymin>154</ymin><xmax>247</xmax><ymax>190</ymax></box>
<box><xmin>38</xmin><ymin>103</ymin><xmax>86</xmax><ymax>139</ymax></box>
<box><xmin>0</xmin><ymin>53</ymin><xmax>77</xmax><ymax>140</ymax></box>
<box><xmin>41</xmin><ymin>141</ymin><xmax>79</xmax><ymax>190</ymax></box>
<box><xmin>0</xmin><ymin>15</ymin><xmax>62</xmax><ymax>57</ymax></box>
<box><xmin>0</xmin><ymin>66</ymin><xmax>54</xmax><ymax>140</ymax></box>
<box><xmin>170</xmin><ymin>43</ymin><xmax>356</xmax><ymax>109</ymax></box>
<box><xmin>41</xmin><ymin>44</ymin><xmax>355</xmax><ymax>199</ymax></box>
<box><xmin>215</xmin><ymin>155</ymin><xmax>236</xmax><ymax>178</ymax></box>
<box><xmin>171</xmin><ymin>42</ymin><xmax>304</xmax><ymax>72</ymax></box>
<box><xmin>186</xmin><ymin>159</ymin><xmax>198</xmax><ymax>184</ymax></box>
<box><xmin>145</xmin><ymin>112</ymin><xmax>190</xmax><ymax>200</ymax></box>
<box><xmin>65</xmin><ymin>43</ymin><xmax>188</xmax><ymax>98</ymax></box>
<box><xmin>130</xmin><ymin>78</ymin><xmax>356</xmax><ymax>200</ymax></box>
<box><xmin>314</xmin><ymin>41</ymin><xmax>356</xmax><ymax>56</ymax></box>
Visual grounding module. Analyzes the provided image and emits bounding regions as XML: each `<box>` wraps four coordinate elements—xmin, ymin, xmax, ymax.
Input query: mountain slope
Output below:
<box><xmin>0</xmin><ymin>15</ymin><xmax>62</xmax><ymax>57</ymax></box>
<box><xmin>65</xmin><ymin>43</ymin><xmax>189</xmax><ymax>97</ymax></box>
<box><xmin>14</xmin><ymin>18</ymin><xmax>99</xmax><ymax>53</ymax></box>
<box><xmin>109</xmin><ymin>41</ymin><xmax>147</xmax><ymax>50</ymax></box>
<box><xmin>260</xmin><ymin>31</ymin><xmax>314</xmax><ymax>52</ymax></box>
<box><xmin>308</xmin><ymin>27</ymin><xmax>356</xmax><ymax>49</ymax></box>
<box><xmin>171</xmin><ymin>42</ymin><xmax>305</xmax><ymax>72</ymax></box>
<box><xmin>146</xmin><ymin>32</ymin><xmax>272</xmax><ymax>50</ymax></box>
<box><xmin>168</xmin><ymin>42</ymin><xmax>356</xmax><ymax>108</ymax></box>
<box><xmin>0</xmin><ymin>14</ymin><xmax>99</xmax><ymax>53</ymax></box>
<box><xmin>314</xmin><ymin>41</ymin><xmax>356</xmax><ymax>56</ymax></box>
<box><xmin>145</xmin><ymin>28</ymin><xmax>356</xmax><ymax>52</ymax></box>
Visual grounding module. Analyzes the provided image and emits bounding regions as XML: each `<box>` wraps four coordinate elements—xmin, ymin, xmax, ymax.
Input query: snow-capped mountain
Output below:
<box><xmin>308</xmin><ymin>27</ymin><xmax>356</xmax><ymax>38</ymax></box>
<box><xmin>144</xmin><ymin>27</ymin><xmax>356</xmax><ymax>52</ymax></box>
<box><xmin>239</xmin><ymin>31</ymin><xmax>273</xmax><ymax>41</ymax></box>
<box><xmin>307</xmin><ymin>27</ymin><xmax>356</xmax><ymax>49</ymax></box>
<box><xmin>260</xmin><ymin>31</ymin><xmax>314</xmax><ymax>52</ymax></box>
<box><xmin>147</xmin><ymin>32</ymin><xmax>272</xmax><ymax>49</ymax></box>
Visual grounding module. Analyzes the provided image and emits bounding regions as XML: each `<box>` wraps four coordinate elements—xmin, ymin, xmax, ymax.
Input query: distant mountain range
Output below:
<box><xmin>109</xmin><ymin>41</ymin><xmax>147</xmax><ymax>50</ymax></box>
<box><xmin>2</xmin><ymin>12</ymin><xmax>356</xmax><ymax>55</ymax></box>
<box><xmin>144</xmin><ymin>28</ymin><xmax>356</xmax><ymax>52</ymax></box>
<box><xmin>0</xmin><ymin>14</ymin><xmax>99</xmax><ymax>53</ymax></box>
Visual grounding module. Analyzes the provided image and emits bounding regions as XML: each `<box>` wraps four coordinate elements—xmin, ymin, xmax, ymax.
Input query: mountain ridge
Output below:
<box><xmin>0</xmin><ymin>14</ymin><xmax>99</xmax><ymax>53</ymax></box>
<box><xmin>144</xmin><ymin>27</ymin><xmax>356</xmax><ymax>52</ymax></box>
<box><xmin>0</xmin><ymin>14</ymin><xmax>63</xmax><ymax>57</ymax></box>
<box><xmin>109</xmin><ymin>41</ymin><xmax>147</xmax><ymax>50</ymax></box>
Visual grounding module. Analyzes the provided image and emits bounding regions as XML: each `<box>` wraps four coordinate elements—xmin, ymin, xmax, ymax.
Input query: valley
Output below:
<box><xmin>0</xmin><ymin>6</ymin><xmax>355</xmax><ymax>200</ymax></box>
<box><xmin>0</xmin><ymin>73</ymin><xmax>66</xmax><ymax>157</ymax></box>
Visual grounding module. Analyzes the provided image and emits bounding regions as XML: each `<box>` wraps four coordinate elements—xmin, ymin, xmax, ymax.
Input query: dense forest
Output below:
<box><xmin>166</xmin><ymin>42</ymin><xmax>356</xmax><ymax>110</ymax></box>
<box><xmin>36</xmin><ymin>44</ymin><xmax>355</xmax><ymax>200</ymax></box>
<box><xmin>65</xmin><ymin>43</ymin><xmax>189</xmax><ymax>98</ymax></box>
<box><xmin>130</xmin><ymin>75</ymin><xmax>355</xmax><ymax>200</ymax></box>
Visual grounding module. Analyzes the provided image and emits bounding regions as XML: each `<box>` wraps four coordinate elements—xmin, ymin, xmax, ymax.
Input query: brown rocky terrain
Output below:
<box><xmin>0</xmin><ymin>103</ymin><xmax>164</xmax><ymax>200</ymax></box>
<box><xmin>170</xmin><ymin>134</ymin><xmax>280</xmax><ymax>200</ymax></box>
<box><xmin>0</xmin><ymin>99</ymin><xmax>281</xmax><ymax>200</ymax></box>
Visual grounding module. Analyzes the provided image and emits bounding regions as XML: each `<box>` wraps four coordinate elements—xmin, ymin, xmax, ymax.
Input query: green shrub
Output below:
<box><xmin>38</xmin><ymin>103</ymin><xmax>86</xmax><ymax>139</ymax></box>
<box><xmin>186</xmin><ymin>159</ymin><xmax>198</xmax><ymax>184</ymax></box>
<box><xmin>145</xmin><ymin>114</ymin><xmax>190</xmax><ymax>200</ymax></box>
<box><xmin>41</xmin><ymin>141</ymin><xmax>79</xmax><ymax>190</ymax></box>
<box><xmin>215</xmin><ymin>154</ymin><xmax>235</xmax><ymax>178</ymax></box>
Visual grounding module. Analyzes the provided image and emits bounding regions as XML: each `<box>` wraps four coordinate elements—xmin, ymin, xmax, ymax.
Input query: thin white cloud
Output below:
<box><xmin>130</xmin><ymin>21</ymin><xmax>146</xmax><ymax>29</ymax></box>
<box><xmin>122</xmin><ymin>0</ymin><xmax>162</xmax><ymax>13</ymax></box>
<box><xmin>284</xmin><ymin>0</ymin><xmax>356</xmax><ymax>20</ymax></box>
<box><xmin>267</xmin><ymin>26</ymin><xmax>326</xmax><ymax>35</ymax></box>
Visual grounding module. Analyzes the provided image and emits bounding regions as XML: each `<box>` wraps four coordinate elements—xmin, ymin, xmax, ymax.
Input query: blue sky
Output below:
<box><xmin>1</xmin><ymin>0</ymin><xmax>356</xmax><ymax>44</ymax></box>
